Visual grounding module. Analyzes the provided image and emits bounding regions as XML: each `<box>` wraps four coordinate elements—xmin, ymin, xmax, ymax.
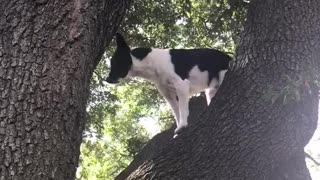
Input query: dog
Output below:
<box><xmin>106</xmin><ymin>33</ymin><xmax>231</xmax><ymax>135</ymax></box>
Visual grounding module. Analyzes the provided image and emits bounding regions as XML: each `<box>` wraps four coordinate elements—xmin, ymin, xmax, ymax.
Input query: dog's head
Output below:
<box><xmin>106</xmin><ymin>33</ymin><xmax>132</xmax><ymax>84</ymax></box>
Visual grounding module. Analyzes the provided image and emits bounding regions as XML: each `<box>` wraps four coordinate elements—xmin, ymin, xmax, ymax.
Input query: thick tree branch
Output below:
<box><xmin>116</xmin><ymin>96</ymin><xmax>208</xmax><ymax>180</ymax></box>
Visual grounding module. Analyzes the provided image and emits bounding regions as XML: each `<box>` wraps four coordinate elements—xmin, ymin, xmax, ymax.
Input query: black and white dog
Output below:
<box><xmin>106</xmin><ymin>33</ymin><xmax>231</xmax><ymax>134</ymax></box>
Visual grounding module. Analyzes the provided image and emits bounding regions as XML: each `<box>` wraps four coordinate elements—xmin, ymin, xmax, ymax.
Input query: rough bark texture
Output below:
<box><xmin>121</xmin><ymin>0</ymin><xmax>320</xmax><ymax>179</ymax></box>
<box><xmin>0</xmin><ymin>0</ymin><xmax>130</xmax><ymax>179</ymax></box>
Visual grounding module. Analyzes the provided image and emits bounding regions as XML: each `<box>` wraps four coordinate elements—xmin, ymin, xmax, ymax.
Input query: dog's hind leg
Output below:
<box><xmin>205</xmin><ymin>78</ymin><xmax>219</xmax><ymax>105</ymax></box>
<box><xmin>205</xmin><ymin>88</ymin><xmax>217</xmax><ymax>106</ymax></box>
<box><xmin>218</xmin><ymin>70</ymin><xmax>227</xmax><ymax>86</ymax></box>
<box><xmin>204</xmin><ymin>70</ymin><xmax>227</xmax><ymax>105</ymax></box>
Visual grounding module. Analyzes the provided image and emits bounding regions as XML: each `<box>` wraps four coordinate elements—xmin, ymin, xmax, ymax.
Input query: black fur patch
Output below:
<box><xmin>131</xmin><ymin>48</ymin><xmax>152</xmax><ymax>60</ymax></box>
<box><xmin>107</xmin><ymin>46</ymin><xmax>132</xmax><ymax>82</ymax></box>
<box><xmin>169</xmin><ymin>49</ymin><xmax>231</xmax><ymax>84</ymax></box>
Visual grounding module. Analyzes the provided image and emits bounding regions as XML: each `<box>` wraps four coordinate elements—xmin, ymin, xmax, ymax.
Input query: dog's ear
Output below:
<box><xmin>116</xmin><ymin>33</ymin><xmax>129</xmax><ymax>48</ymax></box>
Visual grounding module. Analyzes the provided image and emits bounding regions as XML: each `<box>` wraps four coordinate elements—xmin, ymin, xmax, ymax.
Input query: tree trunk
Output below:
<box><xmin>121</xmin><ymin>0</ymin><xmax>320</xmax><ymax>179</ymax></box>
<box><xmin>0</xmin><ymin>0</ymin><xmax>130</xmax><ymax>179</ymax></box>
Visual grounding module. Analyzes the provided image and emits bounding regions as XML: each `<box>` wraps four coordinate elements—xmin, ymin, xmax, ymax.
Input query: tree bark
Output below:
<box><xmin>0</xmin><ymin>0</ymin><xmax>130</xmax><ymax>179</ymax></box>
<box><xmin>122</xmin><ymin>0</ymin><xmax>320</xmax><ymax>179</ymax></box>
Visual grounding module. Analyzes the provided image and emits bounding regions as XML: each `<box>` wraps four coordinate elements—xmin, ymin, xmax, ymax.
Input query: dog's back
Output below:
<box><xmin>169</xmin><ymin>48</ymin><xmax>231</xmax><ymax>84</ymax></box>
<box><xmin>130</xmin><ymin>48</ymin><xmax>231</xmax><ymax>96</ymax></box>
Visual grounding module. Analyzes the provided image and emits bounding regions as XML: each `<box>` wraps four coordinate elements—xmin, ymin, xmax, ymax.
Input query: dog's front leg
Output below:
<box><xmin>164</xmin><ymin>96</ymin><xmax>180</xmax><ymax>129</ymax></box>
<box><xmin>175</xmin><ymin>79</ymin><xmax>190</xmax><ymax>134</ymax></box>
<box><xmin>155</xmin><ymin>84</ymin><xmax>180</xmax><ymax>128</ymax></box>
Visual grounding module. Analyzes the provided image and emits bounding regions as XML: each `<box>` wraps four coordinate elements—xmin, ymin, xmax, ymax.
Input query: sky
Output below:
<box><xmin>305</xmin><ymin>122</ymin><xmax>320</xmax><ymax>179</ymax></box>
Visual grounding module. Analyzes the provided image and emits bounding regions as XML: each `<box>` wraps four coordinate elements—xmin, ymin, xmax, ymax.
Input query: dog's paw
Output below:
<box><xmin>174</xmin><ymin>125</ymin><xmax>187</xmax><ymax>136</ymax></box>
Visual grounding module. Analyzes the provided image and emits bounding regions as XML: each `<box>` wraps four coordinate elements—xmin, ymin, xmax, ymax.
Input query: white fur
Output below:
<box><xmin>126</xmin><ymin>48</ymin><xmax>226</xmax><ymax>134</ymax></box>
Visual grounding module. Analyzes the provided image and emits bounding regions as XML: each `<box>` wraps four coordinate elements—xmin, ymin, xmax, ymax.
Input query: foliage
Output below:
<box><xmin>77</xmin><ymin>73</ymin><xmax>163</xmax><ymax>179</ymax></box>
<box><xmin>77</xmin><ymin>0</ymin><xmax>248</xmax><ymax>179</ymax></box>
<box><xmin>120</xmin><ymin>0</ymin><xmax>247</xmax><ymax>51</ymax></box>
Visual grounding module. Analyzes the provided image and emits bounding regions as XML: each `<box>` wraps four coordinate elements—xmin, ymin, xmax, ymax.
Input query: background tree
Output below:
<box><xmin>0</xmin><ymin>0</ymin><xmax>131</xmax><ymax>179</ymax></box>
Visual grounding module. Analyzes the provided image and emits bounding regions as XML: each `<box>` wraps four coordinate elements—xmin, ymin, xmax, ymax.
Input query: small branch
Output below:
<box><xmin>159</xmin><ymin>116</ymin><xmax>174</xmax><ymax>121</ymax></box>
<box><xmin>305</xmin><ymin>152</ymin><xmax>320</xmax><ymax>166</ymax></box>
<box><xmin>93</xmin><ymin>71</ymin><xmax>105</xmax><ymax>85</ymax></box>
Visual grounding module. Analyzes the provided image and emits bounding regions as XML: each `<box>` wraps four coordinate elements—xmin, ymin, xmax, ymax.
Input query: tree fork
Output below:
<box><xmin>123</xmin><ymin>0</ymin><xmax>320</xmax><ymax>179</ymax></box>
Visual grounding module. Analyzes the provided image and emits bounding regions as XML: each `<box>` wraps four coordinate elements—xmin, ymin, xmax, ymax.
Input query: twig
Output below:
<box><xmin>93</xmin><ymin>71</ymin><xmax>105</xmax><ymax>85</ymax></box>
<box><xmin>305</xmin><ymin>152</ymin><xmax>320</xmax><ymax>166</ymax></box>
